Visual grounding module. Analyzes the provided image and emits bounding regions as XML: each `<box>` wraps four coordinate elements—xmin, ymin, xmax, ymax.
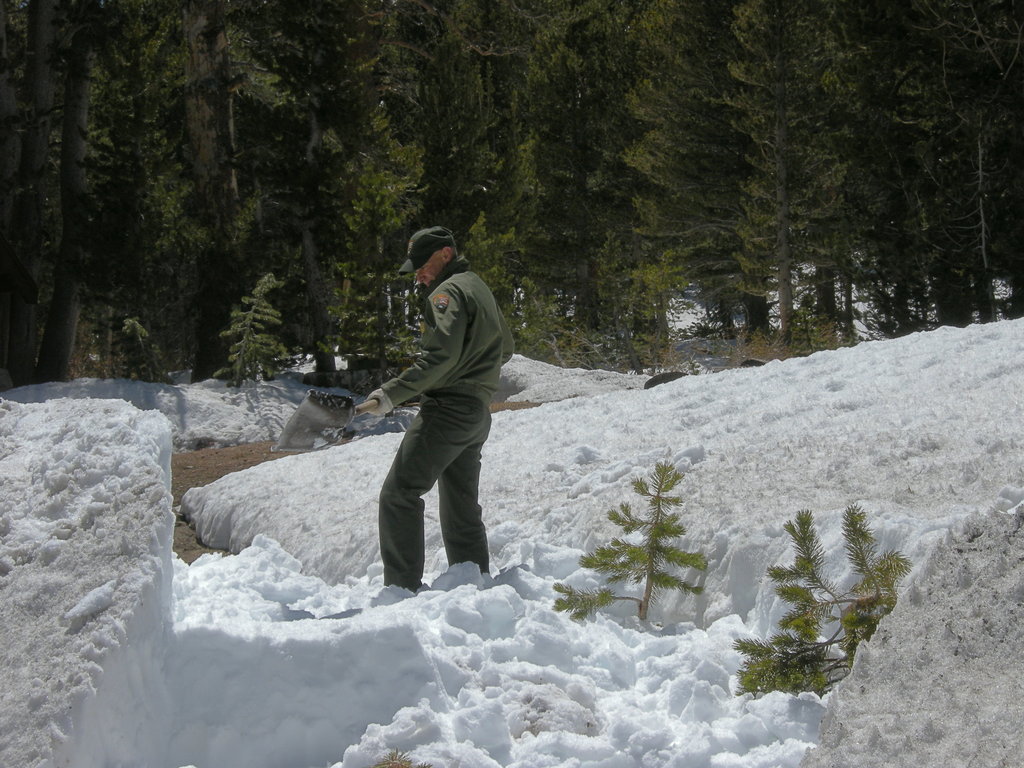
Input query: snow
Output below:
<box><xmin>0</xmin><ymin>399</ymin><xmax>174</xmax><ymax>768</ymax></box>
<box><xmin>2</xmin><ymin>322</ymin><xmax>1023</xmax><ymax>768</ymax></box>
<box><xmin>803</xmin><ymin>511</ymin><xmax>1024</xmax><ymax>768</ymax></box>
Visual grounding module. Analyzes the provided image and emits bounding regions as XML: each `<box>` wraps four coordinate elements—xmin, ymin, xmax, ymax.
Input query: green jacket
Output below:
<box><xmin>381</xmin><ymin>255</ymin><xmax>514</xmax><ymax>406</ymax></box>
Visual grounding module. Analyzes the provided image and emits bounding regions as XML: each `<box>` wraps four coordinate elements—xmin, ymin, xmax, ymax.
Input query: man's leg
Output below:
<box><xmin>378</xmin><ymin>396</ymin><xmax>489</xmax><ymax>589</ymax></box>
<box><xmin>438</xmin><ymin>404</ymin><xmax>491</xmax><ymax>575</ymax></box>
<box><xmin>378</xmin><ymin>417</ymin><xmax>430</xmax><ymax>591</ymax></box>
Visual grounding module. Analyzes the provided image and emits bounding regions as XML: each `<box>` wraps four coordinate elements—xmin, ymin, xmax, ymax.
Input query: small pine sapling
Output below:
<box><xmin>119</xmin><ymin>317</ymin><xmax>168</xmax><ymax>383</ymax></box>
<box><xmin>368</xmin><ymin>750</ymin><xmax>432</xmax><ymax>768</ymax></box>
<box><xmin>554</xmin><ymin>461</ymin><xmax>707</xmax><ymax>621</ymax></box>
<box><xmin>734</xmin><ymin>504</ymin><xmax>911</xmax><ymax>696</ymax></box>
<box><xmin>216</xmin><ymin>273</ymin><xmax>289</xmax><ymax>386</ymax></box>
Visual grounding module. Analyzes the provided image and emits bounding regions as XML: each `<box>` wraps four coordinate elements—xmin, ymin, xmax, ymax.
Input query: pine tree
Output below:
<box><xmin>728</xmin><ymin>0</ymin><xmax>847</xmax><ymax>341</ymax></box>
<box><xmin>554</xmin><ymin>462</ymin><xmax>707</xmax><ymax>622</ymax></box>
<box><xmin>232</xmin><ymin>0</ymin><xmax>421</xmax><ymax>376</ymax></box>
<box><xmin>368</xmin><ymin>750</ymin><xmax>432</xmax><ymax>768</ymax></box>
<box><xmin>627</xmin><ymin>0</ymin><xmax>769</xmax><ymax>337</ymax></box>
<box><xmin>182</xmin><ymin>0</ymin><xmax>242</xmax><ymax>381</ymax></box>
<box><xmin>87</xmin><ymin>0</ymin><xmax>199</xmax><ymax>373</ymax></box>
<box><xmin>523</xmin><ymin>0</ymin><xmax>651</xmax><ymax>351</ymax></box>
<box><xmin>734</xmin><ymin>504</ymin><xmax>911</xmax><ymax>696</ymax></box>
<box><xmin>216</xmin><ymin>273</ymin><xmax>288</xmax><ymax>386</ymax></box>
<box><xmin>118</xmin><ymin>317</ymin><xmax>167</xmax><ymax>383</ymax></box>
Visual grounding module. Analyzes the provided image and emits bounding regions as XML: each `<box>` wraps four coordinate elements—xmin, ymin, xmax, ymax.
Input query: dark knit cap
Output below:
<box><xmin>400</xmin><ymin>226</ymin><xmax>456</xmax><ymax>273</ymax></box>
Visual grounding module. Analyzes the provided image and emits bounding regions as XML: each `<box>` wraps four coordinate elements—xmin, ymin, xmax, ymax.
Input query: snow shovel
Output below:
<box><xmin>272</xmin><ymin>390</ymin><xmax>378</xmax><ymax>452</ymax></box>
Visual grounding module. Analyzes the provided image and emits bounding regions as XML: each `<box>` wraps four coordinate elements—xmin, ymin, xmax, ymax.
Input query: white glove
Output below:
<box><xmin>362</xmin><ymin>388</ymin><xmax>393</xmax><ymax>416</ymax></box>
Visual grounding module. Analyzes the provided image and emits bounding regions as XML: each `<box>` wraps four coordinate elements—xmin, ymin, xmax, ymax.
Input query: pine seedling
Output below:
<box><xmin>368</xmin><ymin>750</ymin><xmax>432</xmax><ymax>768</ymax></box>
<box><xmin>119</xmin><ymin>317</ymin><xmax>168</xmax><ymax>383</ymax></box>
<box><xmin>216</xmin><ymin>273</ymin><xmax>289</xmax><ymax>386</ymax></box>
<box><xmin>554</xmin><ymin>461</ymin><xmax>707</xmax><ymax>621</ymax></box>
<box><xmin>734</xmin><ymin>504</ymin><xmax>912</xmax><ymax>696</ymax></box>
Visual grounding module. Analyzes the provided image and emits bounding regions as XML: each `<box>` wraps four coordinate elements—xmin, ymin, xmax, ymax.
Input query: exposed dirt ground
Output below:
<box><xmin>170</xmin><ymin>401</ymin><xmax>541</xmax><ymax>563</ymax></box>
<box><xmin>171</xmin><ymin>441</ymin><xmax>288</xmax><ymax>562</ymax></box>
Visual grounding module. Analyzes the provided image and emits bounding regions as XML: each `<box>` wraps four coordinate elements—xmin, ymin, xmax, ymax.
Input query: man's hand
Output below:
<box><xmin>362</xmin><ymin>389</ymin><xmax>393</xmax><ymax>416</ymax></box>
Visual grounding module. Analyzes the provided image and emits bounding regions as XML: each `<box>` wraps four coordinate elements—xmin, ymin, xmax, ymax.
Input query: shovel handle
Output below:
<box><xmin>354</xmin><ymin>398</ymin><xmax>379</xmax><ymax>416</ymax></box>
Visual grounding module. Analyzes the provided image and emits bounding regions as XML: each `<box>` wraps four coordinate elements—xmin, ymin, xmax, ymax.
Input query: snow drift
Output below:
<box><xmin>2</xmin><ymin>319</ymin><xmax>1023</xmax><ymax>768</ymax></box>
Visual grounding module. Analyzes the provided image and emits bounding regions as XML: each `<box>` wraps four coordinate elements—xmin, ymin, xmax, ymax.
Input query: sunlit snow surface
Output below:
<box><xmin>2</xmin><ymin>323</ymin><xmax>1024</xmax><ymax>768</ymax></box>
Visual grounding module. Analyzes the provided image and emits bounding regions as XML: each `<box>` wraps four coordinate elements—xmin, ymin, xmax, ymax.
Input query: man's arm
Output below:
<box><xmin>379</xmin><ymin>287</ymin><xmax>467</xmax><ymax>406</ymax></box>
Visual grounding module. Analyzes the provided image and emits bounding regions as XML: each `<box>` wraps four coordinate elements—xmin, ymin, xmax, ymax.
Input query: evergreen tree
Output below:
<box><xmin>5</xmin><ymin>0</ymin><xmax>60</xmax><ymax>386</ymax></box>
<box><xmin>117</xmin><ymin>317</ymin><xmax>168</xmax><ymax>383</ymax></box>
<box><xmin>408</xmin><ymin>29</ymin><xmax>498</xmax><ymax>235</ymax></box>
<box><xmin>728</xmin><ymin>0</ymin><xmax>847</xmax><ymax>342</ymax></box>
<box><xmin>369</xmin><ymin>749</ymin><xmax>432</xmax><ymax>768</ymax></box>
<box><xmin>627</xmin><ymin>0</ymin><xmax>769</xmax><ymax>337</ymax></box>
<box><xmin>734</xmin><ymin>505</ymin><xmax>911</xmax><ymax>696</ymax></box>
<box><xmin>86</xmin><ymin>0</ymin><xmax>198</xmax><ymax>374</ymax></box>
<box><xmin>182</xmin><ymin>0</ymin><xmax>243</xmax><ymax>380</ymax></box>
<box><xmin>824</xmin><ymin>0</ymin><xmax>936</xmax><ymax>337</ymax></box>
<box><xmin>554</xmin><ymin>462</ymin><xmax>707</xmax><ymax>622</ymax></box>
<box><xmin>522</xmin><ymin>0</ymin><xmax>652</xmax><ymax>365</ymax></box>
<box><xmin>903</xmin><ymin>0</ymin><xmax>1024</xmax><ymax>326</ymax></box>
<box><xmin>34</xmin><ymin>0</ymin><xmax>104</xmax><ymax>383</ymax></box>
<box><xmin>380</xmin><ymin>0</ymin><xmax>539</xmax><ymax>357</ymax></box>
<box><xmin>0</xmin><ymin>1</ymin><xmax>18</xmax><ymax>237</ymax></box>
<box><xmin>827</xmin><ymin>0</ymin><xmax>1024</xmax><ymax>333</ymax></box>
<box><xmin>216</xmin><ymin>273</ymin><xmax>288</xmax><ymax>386</ymax></box>
<box><xmin>232</xmin><ymin>0</ymin><xmax>420</xmax><ymax>375</ymax></box>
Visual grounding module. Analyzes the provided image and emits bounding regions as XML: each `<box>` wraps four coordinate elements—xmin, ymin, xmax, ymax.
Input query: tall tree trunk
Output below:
<box><xmin>974</xmin><ymin>132</ymin><xmax>996</xmax><ymax>322</ymax></box>
<box><xmin>36</xmin><ymin>3</ymin><xmax>96</xmax><ymax>382</ymax></box>
<box><xmin>815</xmin><ymin>266</ymin><xmax>838</xmax><ymax>324</ymax></box>
<box><xmin>0</xmin><ymin>2</ymin><xmax>20</xmax><ymax>374</ymax></box>
<box><xmin>772</xmin><ymin>17</ymin><xmax>794</xmax><ymax>341</ymax></box>
<box><xmin>7</xmin><ymin>0</ymin><xmax>59</xmax><ymax>386</ymax></box>
<box><xmin>841</xmin><ymin>273</ymin><xmax>854</xmax><ymax>338</ymax></box>
<box><xmin>182</xmin><ymin>0</ymin><xmax>239</xmax><ymax>380</ymax></box>
<box><xmin>743</xmin><ymin>291</ymin><xmax>771</xmax><ymax>334</ymax></box>
<box><xmin>0</xmin><ymin>1</ymin><xmax>19</xmax><ymax>234</ymax></box>
<box><xmin>299</xmin><ymin>80</ymin><xmax>337</xmax><ymax>374</ymax></box>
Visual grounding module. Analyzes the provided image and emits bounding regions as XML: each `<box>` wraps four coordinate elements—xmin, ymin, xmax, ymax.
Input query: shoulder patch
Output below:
<box><xmin>432</xmin><ymin>293</ymin><xmax>451</xmax><ymax>312</ymax></box>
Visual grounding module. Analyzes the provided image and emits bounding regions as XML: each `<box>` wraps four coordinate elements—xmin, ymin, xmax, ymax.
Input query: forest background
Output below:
<box><xmin>2</xmin><ymin>0</ymin><xmax>1023</xmax><ymax>389</ymax></box>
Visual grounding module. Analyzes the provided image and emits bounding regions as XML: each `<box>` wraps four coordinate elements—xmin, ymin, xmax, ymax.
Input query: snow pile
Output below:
<box><xmin>495</xmin><ymin>355</ymin><xmax>648</xmax><ymax>403</ymax></box>
<box><xmin>1</xmin><ymin>355</ymin><xmax>645</xmax><ymax>452</ymax></box>
<box><xmin>168</xmin><ymin>542</ymin><xmax>826</xmax><ymax>768</ymax></box>
<box><xmin>181</xmin><ymin>324</ymin><xmax>1021</xmax><ymax>629</ymax></box>
<box><xmin>0</xmin><ymin>399</ymin><xmax>175</xmax><ymax>767</ymax></box>
<box><xmin>1</xmin><ymin>319</ymin><xmax>1023</xmax><ymax>768</ymax></box>
<box><xmin>804</xmin><ymin>509</ymin><xmax>1024</xmax><ymax>768</ymax></box>
<box><xmin>2</xmin><ymin>376</ymin><xmax>310</xmax><ymax>451</ymax></box>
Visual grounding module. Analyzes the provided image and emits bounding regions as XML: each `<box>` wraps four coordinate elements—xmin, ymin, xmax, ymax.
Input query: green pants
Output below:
<box><xmin>378</xmin><ymin>393</ymin><xmax>492</xmax><ymax>590</ymax></box>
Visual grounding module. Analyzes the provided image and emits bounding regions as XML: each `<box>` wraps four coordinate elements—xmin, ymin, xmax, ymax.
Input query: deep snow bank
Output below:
<box><xmin>167</xmin><ymin>544</ymin><xmax>445</xmax><ymax>768</ymax></box>
<box><xmin>4</xmin><ymin>320</ymin><xmax>1024</xmax><ymax>768</ymax></box>
<box><xmin>0</xmin><ymin>399</ymin><xmax>175</xmax><ymax>768</ymax></box>
<box><xmin>495</xmin><ymin>355</ymin><xmax>647</xmax><ymax>403</ymax></box>
<box><xmin>2</xmin><ymin>376</ymin><xmax>311</xmax><ymax>451</ymax></box>
<box><xmin>181</xmin><ymin>321</ymin><xmax>1024</xmax><ymax>629</ymax></box>
<box><xmin>0</xmin><ymin>355</ymin><xmax>645</xmax><ymax>452</ymax></box>
<box><xmin>0</xmin><ymin>398</ymin><xmax>825</xmax><ymax>768</ymax></box>
<box><xmin>802</xmin><ymin>508</ymin><xmax>1024</xmax><ymax>768</ymax></box>
<box><xmin>169</xmin><ymin>541</ymin><xmax>827</xmax><ymax>768</ymax></box>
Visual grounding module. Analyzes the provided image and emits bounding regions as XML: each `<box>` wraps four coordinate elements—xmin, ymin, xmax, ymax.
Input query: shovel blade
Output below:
<box><xmin>273</xmin><ymin>391</ymin><xmax>354</xmax><ymax>452</ymax></box>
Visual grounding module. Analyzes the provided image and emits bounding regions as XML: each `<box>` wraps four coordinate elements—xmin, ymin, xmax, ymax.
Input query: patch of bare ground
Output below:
<box><xmin>171</xmin><ymin>441</ymin><xmax>289</xmax><ymax>562</ymax></box>
<box><xmin>170</xmin><ymin>401</ymin><xmax>541</xmax><ymax>563</ymax></box>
